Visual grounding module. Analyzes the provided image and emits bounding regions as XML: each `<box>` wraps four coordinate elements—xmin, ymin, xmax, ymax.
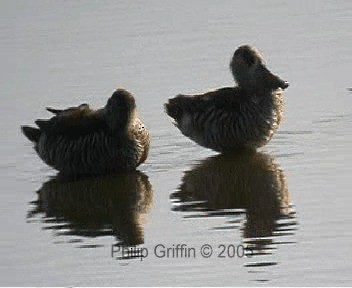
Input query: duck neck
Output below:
<box><xmin>105</xmin><ymin>108</ymin><xmax>135</xmax><ymax>132</ymax></box>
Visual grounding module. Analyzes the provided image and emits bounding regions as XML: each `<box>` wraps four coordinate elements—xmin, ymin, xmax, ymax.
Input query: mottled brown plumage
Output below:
<box><xmin>165</xmin><ymin>45</ymin><xmax>289</xmax><ymax>152</ymax></box>
<box><xmin>22</xmin><ymin>88</ymin><xmax>150</xmax><ymax>175</ymax></box>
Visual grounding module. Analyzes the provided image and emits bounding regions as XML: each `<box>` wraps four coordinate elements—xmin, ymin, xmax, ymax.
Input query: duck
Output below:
<box><xmin>165</xmin><ymin>45</ymin><xmax>289</xmax><ymax>152</ymax></box>
<box><xmin>21</xmin><ymin>88</ymin><xmax>150</xmax><ymax>176</ymax></box>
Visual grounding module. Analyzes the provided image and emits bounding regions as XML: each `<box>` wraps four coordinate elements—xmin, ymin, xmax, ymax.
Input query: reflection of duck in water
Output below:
<box><xmin>171</xmin><ymin>152</ymin><xmax>297</xmax><ymax>255</ymax></box>
<box><xmin>28</xmin><ymin>171</ymin><xmax>153</xmax><ymax>246</ymax></box>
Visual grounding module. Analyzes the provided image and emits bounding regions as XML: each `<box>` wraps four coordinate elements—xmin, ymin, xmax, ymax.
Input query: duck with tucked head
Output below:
<box><xmin>21</xmin><ymin>88</ymin><xmax>150</xmax><ymax>176</ymax></box>
<box><xmin>165</xmin><ymin>45</ymin><xmax>289</xmax><ymax>152</ymax></box>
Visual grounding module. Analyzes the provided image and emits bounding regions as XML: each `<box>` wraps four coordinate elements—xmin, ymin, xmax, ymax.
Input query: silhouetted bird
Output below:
<box><xmin>22</xmin><ymin>88</ymin><xmax>150</xmax><ymax>175</ymax></box>
<box><xmin>165</xmin><ymin>45</ymin><xmax>289</xmax><ymax>152</ymax></box>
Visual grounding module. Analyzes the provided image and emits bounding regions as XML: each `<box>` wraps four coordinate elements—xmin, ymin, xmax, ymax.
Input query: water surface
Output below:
<box><xmin>1</xmin><ymin>0</ymin><xmax>351</xmax><ymax>286</ymax></box>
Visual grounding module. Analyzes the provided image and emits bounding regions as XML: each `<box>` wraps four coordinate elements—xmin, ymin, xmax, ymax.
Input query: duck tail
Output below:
<box><xmin>164</xmin><ymin>95</ymin><xmax>186</xmax><ymax>122</ymax></box>
<box><xmin>21</xmin><ymin>126</ymin><xmax>41</xmax><ymax>143</ymax></box>
<box><xmin>46</xmin><ymin>107</ymin><xmax>62</xmax><ymax>115</ymax></box>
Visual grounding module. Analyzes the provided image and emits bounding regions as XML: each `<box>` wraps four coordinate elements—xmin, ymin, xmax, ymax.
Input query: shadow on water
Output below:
<box><xmin>27</xmin><ymin>171</ymin><xmax>153</xmax><ymax>251</ymax></box>
<box><xmin>170</xmin><ymin>151</ymin><xmax>298</xmax><ymax>280</ymax></box>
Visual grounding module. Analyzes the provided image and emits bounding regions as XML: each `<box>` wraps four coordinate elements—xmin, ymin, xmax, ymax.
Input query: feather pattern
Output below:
<box><xmin>21</xmin><ymin>88</ymin><xmax>150</xmax><ymax>175</ymax></box>
<box><xmin>165</xmin><ymin>45</ymin><xmax>289</xmax><ymax>152</ymax></box>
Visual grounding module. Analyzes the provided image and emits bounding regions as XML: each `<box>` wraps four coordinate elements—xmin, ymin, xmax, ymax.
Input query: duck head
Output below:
<box><xmin>105</xmin><ymin>88</ymin><xmax>136</xmax><ymax>130</ymax></box>
<box><xmin>230</xmin><ymin>45</ymin><xmax>289</xmax><ymax>92</ymax></box>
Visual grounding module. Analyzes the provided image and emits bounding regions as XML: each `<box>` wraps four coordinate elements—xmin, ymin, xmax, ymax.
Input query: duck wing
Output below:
<box><xmin>198</xmin><ymin>87</ymin><xmax>246</xmax><ymax>113</ymax></box>
<box><xmin>36</xmin><ymin>108</ymin><xmax>107</xmax><ymax>138</ymax></box>
<box><xmin>165</xmin><ymin>87</ymin><xmax>245</xmax><ymax>122</ymax></box>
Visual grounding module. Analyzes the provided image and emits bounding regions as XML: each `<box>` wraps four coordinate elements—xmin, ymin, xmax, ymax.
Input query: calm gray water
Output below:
<box><xmin>1</xmin><ymin>0</ymin><xmax>351</xmax><ymax>286</ymax></box>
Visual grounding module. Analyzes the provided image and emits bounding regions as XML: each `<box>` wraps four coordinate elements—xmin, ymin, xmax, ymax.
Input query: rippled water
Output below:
<box><xmin>1</xmin><ymin>0</ymin><xmax>352</xmax><ymax>286</ymax></box>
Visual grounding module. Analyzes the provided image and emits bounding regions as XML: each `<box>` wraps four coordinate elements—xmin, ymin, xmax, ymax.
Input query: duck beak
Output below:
<box><xmin>277</xmin><ymin>79</ymin><xmax>290</xmax><ymax>89</ymax></box>
<box><xmin>260</xmin><ymin>64</ymin><xmax>289</xmax><ymax>90</ymax></box>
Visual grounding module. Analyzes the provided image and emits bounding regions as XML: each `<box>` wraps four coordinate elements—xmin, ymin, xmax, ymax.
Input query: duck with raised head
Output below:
<box><xmin>21</xmin><ymin>88</ymin><xmax>150</xmax><ymax>175</ymax></box>
<box><xmin>165</xmin><ymin>45</ymin><xmax>289</xmax><ymax>152</ymax></box>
